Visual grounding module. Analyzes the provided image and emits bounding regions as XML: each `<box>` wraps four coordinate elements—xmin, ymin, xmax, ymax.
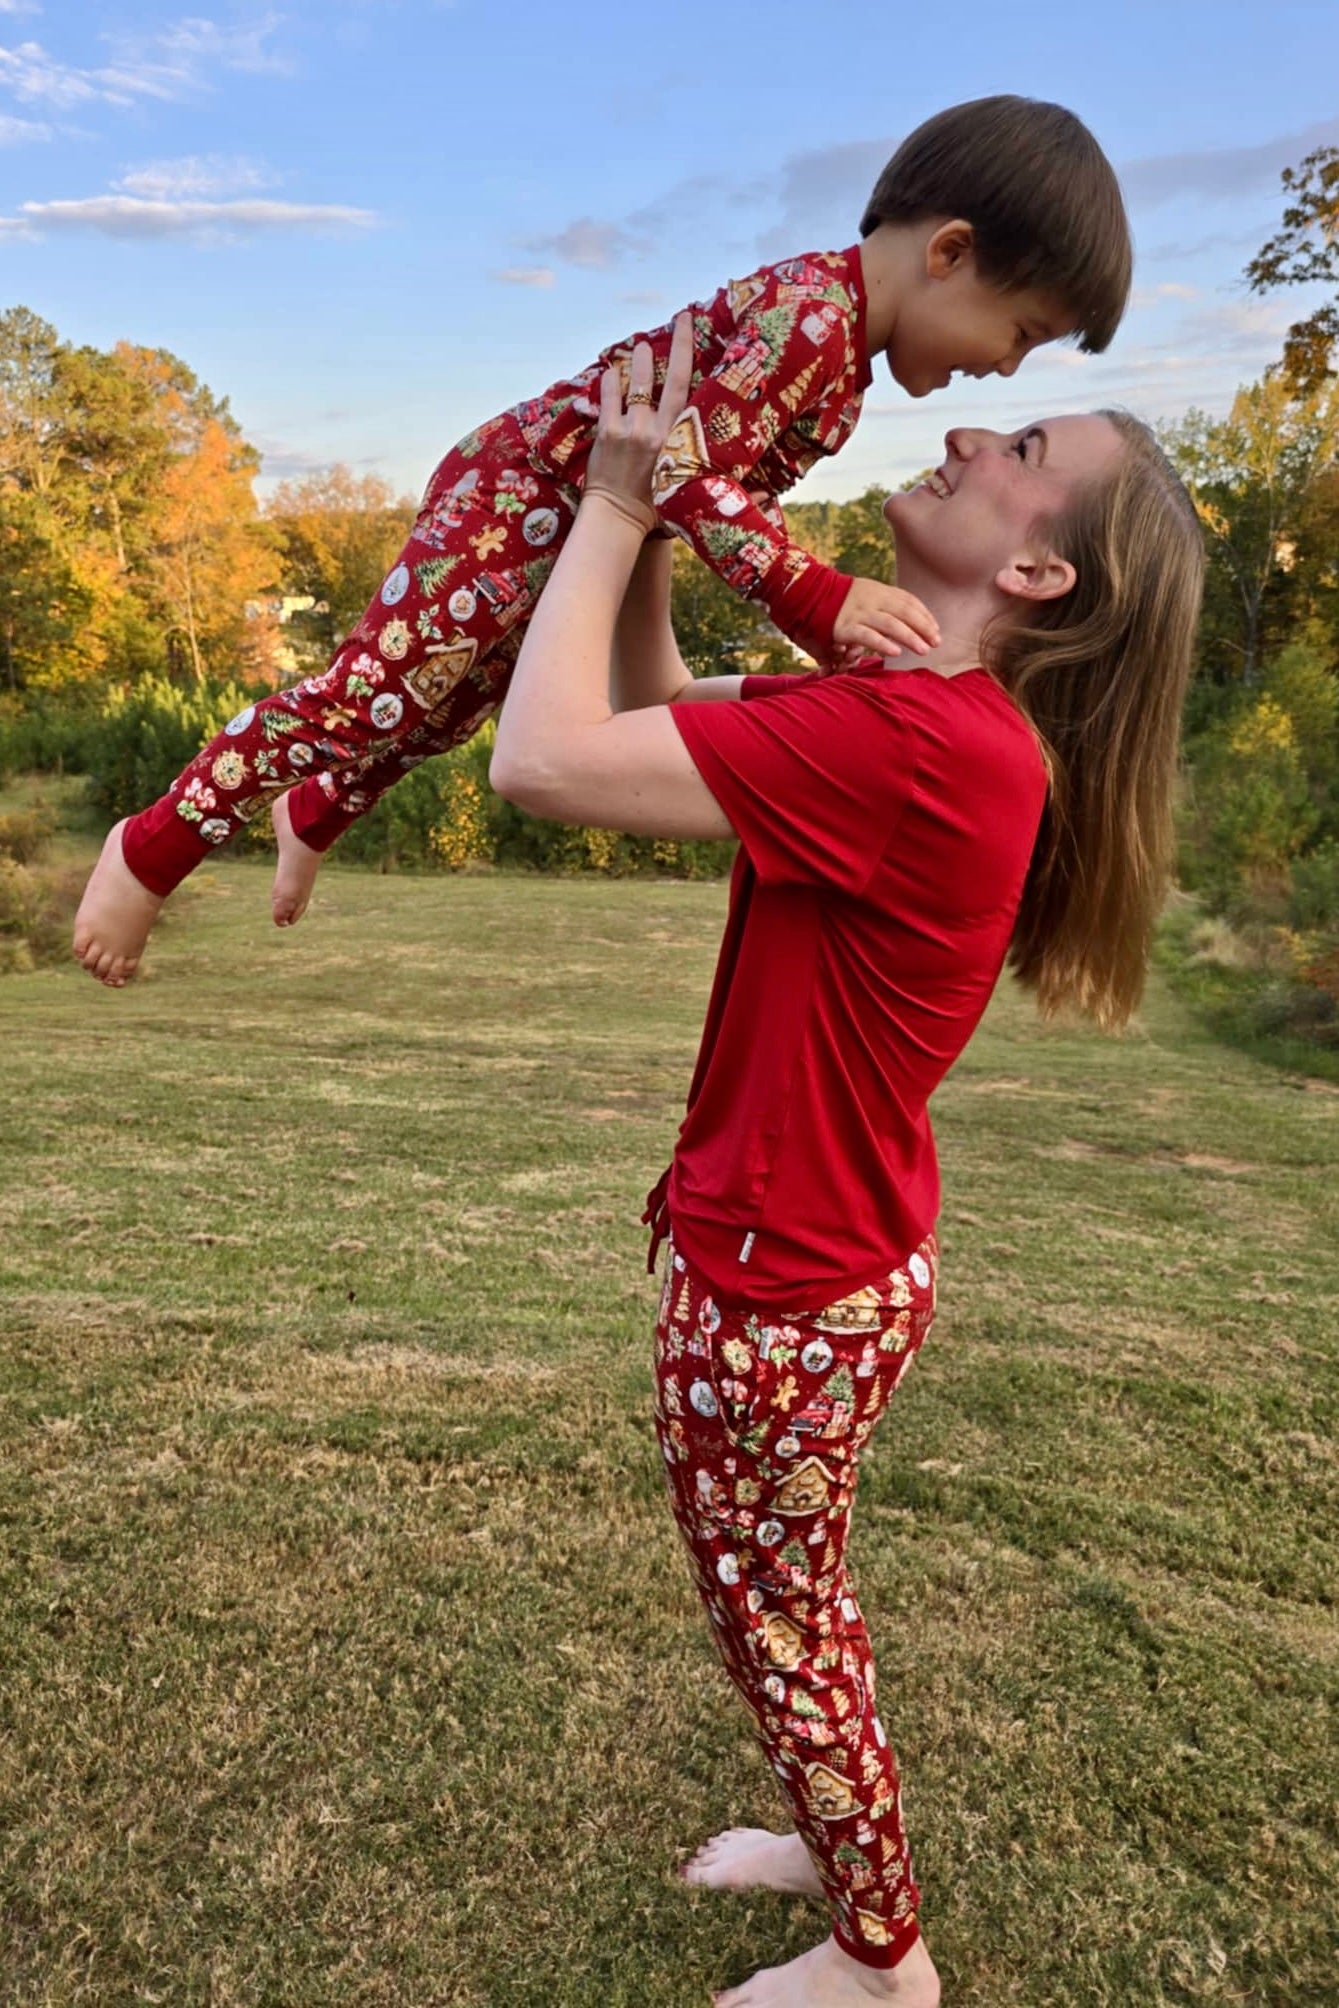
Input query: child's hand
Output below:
<box><xmin>584</xmin><ymin>313</ymin><xmax>694</xmax><ymax>533</ymax></box>
<box><xmin>834</xmin><ymin>577</ymin><xmax>940</xmax><ymax>658</ymax></box>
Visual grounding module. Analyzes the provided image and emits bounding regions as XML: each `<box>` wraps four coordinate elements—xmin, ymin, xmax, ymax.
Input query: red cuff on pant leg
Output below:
<box><xmin>831</xmin><ymin>1913</ymin><xmax>922</xmax><ymax>1972</ymax></box>
<box><xmin>285</xmin><ymin>782</ymin><xmax>349</xmax><ymax>853</ymax></box>
<box><xmin>120</xmin><ymin>795</ymin><xmax>214</xmax><ymax>898</ymax></box>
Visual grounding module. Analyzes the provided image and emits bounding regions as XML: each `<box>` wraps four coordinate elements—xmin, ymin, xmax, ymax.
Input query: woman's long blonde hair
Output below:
<box><xmin>986</xmin><ymin>411</ymin><xmax>1205</xmax><ymax>1029</ymax></box>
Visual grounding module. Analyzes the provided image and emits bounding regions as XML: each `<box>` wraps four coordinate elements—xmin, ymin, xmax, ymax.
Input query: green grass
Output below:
<box><xmin>1</xmin><ymin>864</ymin><xmax>1335</xmax><ymax>2006</ymax></box>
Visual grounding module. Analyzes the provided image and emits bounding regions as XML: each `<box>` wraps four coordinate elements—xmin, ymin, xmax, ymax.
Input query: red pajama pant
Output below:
<box><xmin>652</xmin><ymin>1231</ymin><xmax>938</xmax><ymax>1970</ymax></box>
<box><xmin>122</xmin><ymin>412</ymin><xmax>581</xmax><ymax>897</ymax></box>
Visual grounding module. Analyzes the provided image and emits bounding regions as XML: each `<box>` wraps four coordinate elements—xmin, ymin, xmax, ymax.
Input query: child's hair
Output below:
<box><xmin>985</xmin><ymin>412</ymin><xmax>1205</xmax><ymax>1030</ymax></box>
<box><xmin>861</xmin><ymin>96</ymin><xmax>1131</xmax><ymax>354</ymax></box>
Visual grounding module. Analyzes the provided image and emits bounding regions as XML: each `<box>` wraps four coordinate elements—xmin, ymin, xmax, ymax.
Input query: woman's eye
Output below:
<box><xmin>1013</xmin><ymin>435</ymin><xmax>1029</xmax><ymax>458</ymax></box>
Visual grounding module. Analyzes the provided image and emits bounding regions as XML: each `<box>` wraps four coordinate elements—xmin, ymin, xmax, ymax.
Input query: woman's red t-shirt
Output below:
<box><xmin>659</xmin><ymin>663</ymin><xmax>1048</xmax><ymax>1310</ymax></box>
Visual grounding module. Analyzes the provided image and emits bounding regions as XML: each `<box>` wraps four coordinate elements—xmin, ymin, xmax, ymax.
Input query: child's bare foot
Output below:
<box><xmin>271</xmin><ymin>791</ymin><xmax>321</xmax><ymax>927</ymax></box>
<box><xmin>681</xmin><ymin>1828</ymin><xmax>824</xmax><ymax>1899</ymax></box>
<box><xmin>713</xmin><ymin>1931</ymin><xmax>940</xmax><ymax>2006</ymax></box>
<box><xmin>72</xmin><ymin>819</ymin><xmax>162</xmax><ymax>987</ymax></box>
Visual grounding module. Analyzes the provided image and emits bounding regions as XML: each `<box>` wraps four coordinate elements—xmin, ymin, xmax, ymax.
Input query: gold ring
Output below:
<box><xmin>627</xmin><ymin>388</ymin><xmax>654</xmax><ymax>406</ymax></box>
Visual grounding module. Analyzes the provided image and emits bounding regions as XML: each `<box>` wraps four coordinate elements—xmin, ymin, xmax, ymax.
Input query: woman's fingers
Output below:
<box><xmin>661</xmin><ymin>311</ymin><xmax>694</xmax><ymax>423</ymax></box>
<box><xmin>627</xmin><ymin>337</ymin><xmax>656</xmax><ymax>410</ymax></box>
<box><xmin>600</xmin><ymin>360</ymin><xmax>625</xmax><ymax>426</ymax></box>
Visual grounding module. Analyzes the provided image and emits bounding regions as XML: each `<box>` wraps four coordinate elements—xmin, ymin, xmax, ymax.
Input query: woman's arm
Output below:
<box><xmin>490</xmin><ymin>320</ymin><xmax>737</xmax><ymax>839</ymax></box>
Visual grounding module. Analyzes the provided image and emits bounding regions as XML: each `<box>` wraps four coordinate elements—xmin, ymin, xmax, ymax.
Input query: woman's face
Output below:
<box><xmin>883</xmin><ymin>415</ymin><xmax>1125</xmax><ymax>590</ymax></box>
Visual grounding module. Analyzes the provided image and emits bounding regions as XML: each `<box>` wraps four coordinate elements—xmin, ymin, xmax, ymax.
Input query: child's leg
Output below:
<box><xmin>652</xmin><ymin>1237</ymin><xmax>938</xmax><ymax>1973</ymax></box>
<box><xmin>75</xmin><ymin>418</ymin><xmax>572</xmax><ymax>980</ymax></box>
<box><xmin>270</xmin><ymin>666</ymin><xmax>508</xmax><ymax>924</ymax></box>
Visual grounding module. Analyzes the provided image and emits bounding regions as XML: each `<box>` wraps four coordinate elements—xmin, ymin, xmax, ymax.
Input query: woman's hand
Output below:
<box><xmin>582</xmin><ymin>312</ymin><xmax>694</xmax><ymax>534</ymax></box>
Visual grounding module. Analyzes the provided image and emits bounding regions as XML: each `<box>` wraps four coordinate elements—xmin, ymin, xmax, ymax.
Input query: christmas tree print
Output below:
<box><xmin>414</xmin><ymin>556</ymin><xmax>458</xmax><ymax>596</ymax></box>
<box><xmin>700</xmin><ymin>520</ymin><xmax>751</xmax><ymax>561</ymax></box>
<box><xmin>751</xmin><ymin>305</ymin><xmax>797</xmax><ymax>360</ymax></box>
<box><xmin>260</xmin><ymin>710</ymin><xmax>301</xmax><ymax>741</ymax></box>
<box><xmin>828</xmin><ymin>1366</ymin><xmax>856</xmax><ymax>1408</ymax></box>
<box><xmin>524</xmin><ymin>556</ymin><xmax>557</xmax><ymax>596</ymax></box>
<box><xmin>780</xmin><ymin>358</ymin><xmax>822</xmax><ymax>414</ymax></box>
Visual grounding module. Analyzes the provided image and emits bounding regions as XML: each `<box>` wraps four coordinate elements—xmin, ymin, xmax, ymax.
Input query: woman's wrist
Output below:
<box><xmin>581</xmin><ymin>484</ymin><xmax>657</xmax><ymax>537</ymax></box>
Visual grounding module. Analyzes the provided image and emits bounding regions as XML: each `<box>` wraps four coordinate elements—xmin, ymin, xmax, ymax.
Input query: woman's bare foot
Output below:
<box><xmin>713</xmin><ymin>1931</ymin><xmax>940</xmax><ymax>2007</ymax></box>
<box><xmin>681</xmin><ymin>1828</ymin><xmax>824</xmax><ymax>1900</ymax></box>
<box><xmin>271</xmin><ymin>790</ymin><xmax>322</xmax><ymax>927</ymax></box>
<box><xmin>72</xmin><ymin>819</ymin><xmax>163</xmax><ymax>987</ymax></box>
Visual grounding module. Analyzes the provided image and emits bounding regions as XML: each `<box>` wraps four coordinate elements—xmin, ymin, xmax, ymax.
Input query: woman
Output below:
<box><xmin>490</xmin><ymin>318</ymin><xmax>1204</xmax><ymax>2007</ymax></box>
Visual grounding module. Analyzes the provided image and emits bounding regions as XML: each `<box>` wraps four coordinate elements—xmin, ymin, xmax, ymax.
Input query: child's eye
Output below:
<box><xmin>1015</xmin><ymin>326</ymin><xmax>1030</xmax><ymax>349</ymax></box>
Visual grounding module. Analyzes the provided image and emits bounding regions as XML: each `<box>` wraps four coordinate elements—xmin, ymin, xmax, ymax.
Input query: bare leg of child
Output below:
<box><xmin>270</xmin><ymin>790</ymin><xmax>322</xmax><ymax>928</ymax></box>
<box><xmin>72</xmin><ymin>820</ymin><xmax>164</xmax><ymax>987</ymax></box>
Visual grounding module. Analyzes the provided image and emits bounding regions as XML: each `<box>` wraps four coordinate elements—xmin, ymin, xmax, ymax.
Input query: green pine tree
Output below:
<box><xmin>699</xmin><ymin>520</ymin><xmax>751</xmax><ymax>561</ymax></box>
<box><xmin>828</xmin><ymin>1366</ymin><xmax>855</xmax><ymax>1406</ymax></box>
<box><xmin>752</xmin><ymin>306</ymin><xmax>795</xmax><ymax>359</ymax></box>
<box><xmin>414</xmin><ymin>555</ymin><xmax>457</xmax><ymax>596</ymax></box>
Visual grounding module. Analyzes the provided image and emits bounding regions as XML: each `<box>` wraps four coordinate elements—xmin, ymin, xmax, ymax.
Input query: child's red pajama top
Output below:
<box><xmin>515</xmin><ymin>247</ymin><xmax>873</xmax><ymax>663</ymax></box>
<box><xmin>651</xmin><ymin>665</ymin><xmax>1049</xmax><ymax>1311</ymax></box>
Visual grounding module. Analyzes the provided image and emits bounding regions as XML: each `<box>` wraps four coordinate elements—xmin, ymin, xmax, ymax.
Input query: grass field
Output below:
<box><xmin>1</xmin><ymin>861</ymin><xmax>1336</xmax><ymax>2007</ymax></box>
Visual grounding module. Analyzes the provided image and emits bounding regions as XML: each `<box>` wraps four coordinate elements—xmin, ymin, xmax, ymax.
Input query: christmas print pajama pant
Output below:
<box><xmin>652</xmin><ymin>1231</ymin><xmax>938</xmax><ymax>1971</ymax></box>
<box><xmin>122</xmin><ymin>412</ymin><xmax>581</xmax><ymax>896</ymax></box>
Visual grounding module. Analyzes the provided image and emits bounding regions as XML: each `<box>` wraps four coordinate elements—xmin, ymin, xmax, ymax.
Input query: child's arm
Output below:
<box><xmin>610</xmin><ymin>537</ymin><xmax>746</xmax><ymax>712</ymax></box>
<box><xmin>649</xmin><ymin>269</ymin><xmax>938</xmax><ymax>665</ymax></box>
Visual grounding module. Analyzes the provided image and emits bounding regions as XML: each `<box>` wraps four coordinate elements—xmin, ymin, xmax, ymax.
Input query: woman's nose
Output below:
<box><xmin>944</xmin><ymin>429</ymin><xmax>979</xmax><ymax>460</ymax></box>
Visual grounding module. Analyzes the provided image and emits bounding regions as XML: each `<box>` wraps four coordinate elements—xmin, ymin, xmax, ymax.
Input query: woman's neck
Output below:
<box><xmin>885</xmin><ymin>560</ymin><xmax>1002</xmax><ymax>678</ymax></box>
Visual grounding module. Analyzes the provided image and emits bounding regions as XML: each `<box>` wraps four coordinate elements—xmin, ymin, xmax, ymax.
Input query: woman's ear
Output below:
<box><xmin>924</xmin><ymin>219</ymin><xmax>976</xmax><ymax>280</ymax></box>
<box><xmin>995</xmin><ymin>550</ymin><xmax>1077</xmax><ymax>605</ymax></box>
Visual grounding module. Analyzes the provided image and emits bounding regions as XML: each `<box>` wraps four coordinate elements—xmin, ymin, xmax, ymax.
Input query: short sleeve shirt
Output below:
<box><xmin>664</xmin><ymin>664</ymin><xmax>1048</xmax><ymax>1309</ymax></box>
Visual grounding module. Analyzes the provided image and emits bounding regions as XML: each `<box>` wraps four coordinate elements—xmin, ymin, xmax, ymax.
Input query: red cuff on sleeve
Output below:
<box><xmin>766</xmin><ymin>560</ymin><xmax>854</xmax><ymax>663</ymax></box>
<box><xmin>287</xmin><ymin>784</ymin><xmax>350</xmax><ymax>853</ymax></box>
<box><xmin>120</xmin><ymin>794</ymin><xmax>214</xmax><ymax>898</ymax></box>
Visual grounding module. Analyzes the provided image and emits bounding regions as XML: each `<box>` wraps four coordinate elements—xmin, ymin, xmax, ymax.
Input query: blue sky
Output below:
<box><xmin>2</xmin><ymin>1</ymin><xmax>1337</xmax><ymax>502</ymax></box>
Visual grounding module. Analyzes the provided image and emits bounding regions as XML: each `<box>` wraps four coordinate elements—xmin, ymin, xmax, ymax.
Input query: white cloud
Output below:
<box><xmin>0</xmin><ymin>108</ymin><xmax>45</xmax><ymax>140</ymax></box>
<box><xmin>621</xmin><ymin>290</ymin><xmax>666</xmax><ymax>307</ymax></box>
<box><xmin>0</xmin><ymin>17</ymin><xmax>289</xmax><ymax>112</ymax></box>
<box><xmin>0</xmin><ymin>1</ymin><xmax>41</xmax><ymax>14</ymax></box>
<box><xmin>4</xmin><ymin>195</ymin><xmax>377</xmax><ymax>240</ymax></box>
<box><xmin>492</xmin><ymin>265</ymin><xmax>555</xmax><ymax>287</ymax></box>
<box><xmin>114</xmin><ymin>153</ymin><xmax>275</xmax><ymax>199</ymax></box>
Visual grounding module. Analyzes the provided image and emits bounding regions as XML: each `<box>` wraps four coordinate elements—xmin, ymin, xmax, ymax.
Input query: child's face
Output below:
<box><xmin>886</xmin><ymin>236</ymin><xmax>1073</xmax><ymax>399</ymax></box>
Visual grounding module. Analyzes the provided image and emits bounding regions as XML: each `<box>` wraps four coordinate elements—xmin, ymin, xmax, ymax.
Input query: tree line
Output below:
<box><xmin>3</xmin><ymin>150</ymin><xmax>1339</xmax><ymax>1043</ymax></box>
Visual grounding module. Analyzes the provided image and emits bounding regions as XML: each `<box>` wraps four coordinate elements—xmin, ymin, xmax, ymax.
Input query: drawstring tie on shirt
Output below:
<box><xmin>642</xmin><ymin>1165</ymin><xmax>672</xmax><ymax>1274</ymax></box>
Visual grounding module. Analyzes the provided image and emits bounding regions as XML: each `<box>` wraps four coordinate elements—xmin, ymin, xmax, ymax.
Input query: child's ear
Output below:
<box><xmin>995</xmin><ymin>550</ymin><xmax>1076</xmax><ymax>604</ymax></box>
<box><xmin>924</xmin><ymin>220</ymin><xmax>977</xmax><ymax>280</ymax></box>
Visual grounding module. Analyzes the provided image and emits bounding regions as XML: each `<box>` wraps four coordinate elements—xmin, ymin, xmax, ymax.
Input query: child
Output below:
<box><xmin>74</xmin><ymin>93</ymin><xmax>1130</xmax><ymax>986</ymax></box>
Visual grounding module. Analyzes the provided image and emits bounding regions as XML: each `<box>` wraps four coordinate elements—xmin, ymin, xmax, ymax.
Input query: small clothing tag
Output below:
<box><xmin>739</xmin><ymin>1231</ymin><xmax>756</xmax><ymax>1264</ymax></box>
